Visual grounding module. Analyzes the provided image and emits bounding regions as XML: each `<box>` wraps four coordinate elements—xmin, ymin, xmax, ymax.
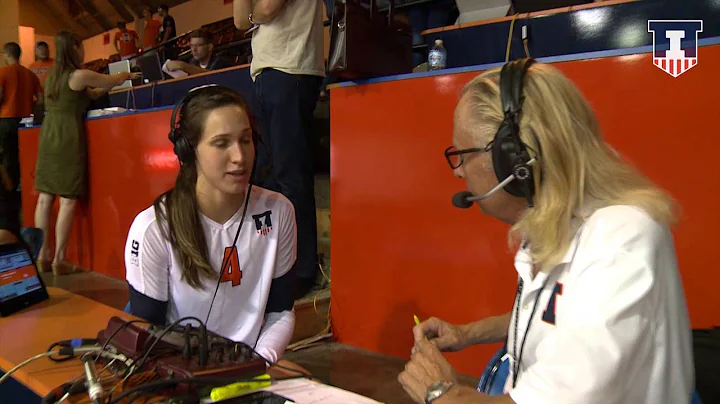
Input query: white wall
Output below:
<box><xmin>82</xmin><ymin>21</ymin><xmax>139</xmax><ymax>63</ymax></box>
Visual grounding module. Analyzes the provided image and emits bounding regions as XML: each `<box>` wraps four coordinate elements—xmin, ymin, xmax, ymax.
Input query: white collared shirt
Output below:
<box><xmin>505</xmin><ymin>205</ymin><xmax>694</xmax><ymax>404</ymax></box>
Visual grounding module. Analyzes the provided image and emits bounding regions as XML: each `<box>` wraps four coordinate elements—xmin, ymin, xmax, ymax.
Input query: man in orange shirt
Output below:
<box><xmin>114</xmin><ymin>22</ymin><xmax>139</xmax><ymax>64</ymax></box>
<box><xmin>143</xmin><ymin>7</ymin><xmax>162</xmax><ymax>48</ymax></box>
<box><xmin>0</xmin><ymin>42</ymin><xmax>42</xmax><ymax>215</ymax></box>
<box><xmin>28</xmin><ymin>42</ymin><xmax>54</xmax><ymax>87</ymax></box>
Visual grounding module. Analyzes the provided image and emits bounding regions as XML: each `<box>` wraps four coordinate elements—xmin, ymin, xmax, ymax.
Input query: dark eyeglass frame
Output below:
<box><xmin>444</xmin><ymin>142</ymin><xmax>493</xmax><ymax>169</ymax></box>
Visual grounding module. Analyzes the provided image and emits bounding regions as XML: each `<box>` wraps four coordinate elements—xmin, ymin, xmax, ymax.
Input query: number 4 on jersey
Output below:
<box><xmin>220</xmin><ymin>246</ymin><xmax>242</xmax><ymax>287</ymax></box>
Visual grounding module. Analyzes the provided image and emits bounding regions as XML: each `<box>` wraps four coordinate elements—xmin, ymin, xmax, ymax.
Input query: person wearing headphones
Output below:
<box><xmin>399</xmin><ymin>59</ymin><xmax>694</xmax><ymax>403</ymax></box>
<box><xmin>124</xmin><ymin>85</ymin><xmax>297</xmax><ymax>364</ymax></box>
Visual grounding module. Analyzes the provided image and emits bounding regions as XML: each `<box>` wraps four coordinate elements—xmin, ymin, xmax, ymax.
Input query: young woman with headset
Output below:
<box><xmin>124</xmin><ymin>85</ymin><xmax>297</xmax><ymax>364</ymax></box>
<box><xmin>399</xmin><ymin>59</ymin><xmax>694</xmax><ymax>403</ymax></box>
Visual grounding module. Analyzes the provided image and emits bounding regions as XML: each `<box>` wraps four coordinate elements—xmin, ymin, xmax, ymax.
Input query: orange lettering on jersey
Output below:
<box><xmin>220</xmin><ymin>246</ymin><xmax>242</xmax><ymax>287</ymax></box>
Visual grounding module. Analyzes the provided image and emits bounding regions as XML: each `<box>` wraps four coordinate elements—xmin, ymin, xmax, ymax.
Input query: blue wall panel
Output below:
<box><xmin>424</xmin><ymin>0</ymin><xmax>720</xmax><ymax>68</ymax></box>
<box><xmin>108</xmin><ymin>67</ymin><xmax>254</xmax><ymax>110</ymax></box>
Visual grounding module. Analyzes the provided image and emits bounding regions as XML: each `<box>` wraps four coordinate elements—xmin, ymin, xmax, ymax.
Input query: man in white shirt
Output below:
<box><xmin>234</xmin><ymin>0</ymin><xmax>325</xmax><ymax>299</ymax></box>
<box><xmin>399</xmin><ymin>59</ymin><xmax>694</xmax><ymax>404</ymax></box>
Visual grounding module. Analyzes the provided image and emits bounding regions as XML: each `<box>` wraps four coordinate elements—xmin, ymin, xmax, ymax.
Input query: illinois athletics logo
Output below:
<box><xmin>252</xmin><ymin>210</ymin><xmax>273</xmax><ymax>236</ymax></box>
<box><xmin>220</xmin><ymin>246</ymin><xmax>241</xmax><ymax>287</ymax></box>
<box><xmin>648</xmin><ymin>20</ymin><xmax>703</xmax><ymax>78</ymax></box>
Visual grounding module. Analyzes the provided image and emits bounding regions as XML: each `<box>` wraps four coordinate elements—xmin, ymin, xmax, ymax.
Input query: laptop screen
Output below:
<box><xmin>0</xmin><ymin>245</ymin><xmax>42</xmax><ymax>303</ymax></box>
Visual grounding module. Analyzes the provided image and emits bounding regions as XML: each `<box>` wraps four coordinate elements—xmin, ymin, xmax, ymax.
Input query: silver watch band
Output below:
<box><xmin>425</xmin><ymin>380</ymin><xmax>455</xmax><ymax>404</ymax></box>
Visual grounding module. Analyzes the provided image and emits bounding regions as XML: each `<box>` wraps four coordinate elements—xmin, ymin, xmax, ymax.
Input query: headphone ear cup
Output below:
<box><xmin>491</xmin><ymin>124</ymin><xmax>532</xmax><ymax>198</ymax></box>
<box><xmin>173</xmin><ymin>133</ymin><xmax>193</xmax><ymax>164</ymax></box>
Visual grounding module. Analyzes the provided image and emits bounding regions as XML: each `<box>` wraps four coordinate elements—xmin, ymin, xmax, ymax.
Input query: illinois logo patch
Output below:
<box><xmin>648</xmin><ymin>20</ymin><xmax>703</xmax><ymax>78</ymax></box>
<box><xmin>252</xmin><ymin>210</ymin><xmax>273</xmax><ymax>236</ymax></box>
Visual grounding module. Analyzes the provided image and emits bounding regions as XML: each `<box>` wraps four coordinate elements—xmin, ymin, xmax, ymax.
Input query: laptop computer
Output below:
<box><xmin>0</xmin><ymin>242</ymin><xmax>49</xmax><ymax>317</ymax></box>
<box><xmin>108</xmin><ymin>60</ymin><xmax>133</xmax><ymax>90</ymax></box>
<box><xmin>140</xmin><ymin>50</ymin><xmax>166</xmax><ymax>83</ymax></box>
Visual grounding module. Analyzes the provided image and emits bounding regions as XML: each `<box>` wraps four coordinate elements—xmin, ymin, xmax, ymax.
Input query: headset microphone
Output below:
<box><xmin>451</xmin><ymin>158</ymin><xmax>536</xmax><ymax>209</ymax></box>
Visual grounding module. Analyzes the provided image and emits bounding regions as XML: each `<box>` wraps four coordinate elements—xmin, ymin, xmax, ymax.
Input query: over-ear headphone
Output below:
<box><xmin>168</xmin><ymin>84</ymin><xmax>261</xmax><ymax>167</ymax></box>
<box><xmin>491</xmin><ymin>58</ymin><xmax>538</xmax><ymax>207</ymax></box>
<box><xmin>168</xmin><ymin>85</ymin><xmax>213</xmax><ymax>165</ymax></box>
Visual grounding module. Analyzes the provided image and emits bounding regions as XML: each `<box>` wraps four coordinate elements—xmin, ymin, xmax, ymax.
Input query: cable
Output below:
<box><xmin>106</xmin><ymin>375</ymin><xmax>306</xmax><ymax>404</ymax></box>
<box><xmin>505</xmin><ymin>13</ymin><xmax>519</xmax><ymax>62</ymax></box>
<box><xmin>47</xmin><ymin>338</ymin><xmax>99</xmax><ymax>363</ymax></box>
<box><xmin>0</xmin><ymin>347</ymin><xmax>128</xmax><ymax>385</ymax></box>
<box><xmin>131</xmin><ymin>316</ymin><xmax>205</xmax><ymax>374</ymax></box>
<box><xmin>96</xmin><ymin>319</ymin><xmax>152</xmax><ymax>364</ymax></box>
<box><xmin>205</xmin><ymin>183</ymin><xmax>253</xmax><ymax>325</ymax></box>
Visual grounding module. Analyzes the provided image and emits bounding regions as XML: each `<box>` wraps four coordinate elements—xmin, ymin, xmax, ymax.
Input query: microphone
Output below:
<box><xmin>452</xmin><ymin>158</ymin><xmax>536</xmax><ymax>209</ymax></box>
<box><xmin>82</xmin><ymin>356</ymin><xmax>103</xmax><ymax>404</ymax></box>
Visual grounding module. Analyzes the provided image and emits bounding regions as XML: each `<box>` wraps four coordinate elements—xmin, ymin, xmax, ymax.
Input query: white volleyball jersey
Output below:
<box><xmin>124</xmin><ymin>186</ymin><xmax>297</xmax><ymax>345</ymax></box>
<box><xmin>505</xmin><ymin>205</ymin><xmax>694</xmax><ymax>404</ymax></box>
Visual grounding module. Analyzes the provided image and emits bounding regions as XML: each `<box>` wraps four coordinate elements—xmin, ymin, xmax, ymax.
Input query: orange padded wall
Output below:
<box><xmin>329</xmin><ymin>45</ymin><xmax>720</xmax><ymax>376</ymax></box>
<box><xmin>19</xmin><ymin>108</ymin><xmax>179</xmax><ymax>280</ymax></box>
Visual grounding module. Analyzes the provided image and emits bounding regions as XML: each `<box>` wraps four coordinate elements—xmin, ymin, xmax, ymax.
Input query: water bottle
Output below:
<box><xmin>428</xmin><ymin>39</ymin><xmax>447</xmax><ymax>71</ymax></box>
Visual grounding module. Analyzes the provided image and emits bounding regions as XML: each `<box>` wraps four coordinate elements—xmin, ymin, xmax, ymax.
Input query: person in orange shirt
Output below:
<box><xmin>29</xmin><ymin>41</ymin><xmax>54</xmax><ymax>125</ymax></box>
<box><xmin>143</xmin><ymin>7</ymin><xmax>162</xmax><ymax>48</ymax></box>
<box><xmin>0</xmin><ymin>42</ymin><xmax>42</xmax><ymax>201</ymax></box>
<box><xmin>114</xmin><ymin>22</ymin><xmax>139</xmax><ymax>64</ymax></box>
<box><xmin>29</xmin><ymin>42</ymin><xmax>54</xmax><ymax>87</ymax></box>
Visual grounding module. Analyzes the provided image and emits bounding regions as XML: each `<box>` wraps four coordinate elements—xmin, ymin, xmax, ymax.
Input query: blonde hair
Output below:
<box><xmin>460</xmin><ymin>63</ymin><xmax>676</xmax><ymax>270</ymax></box>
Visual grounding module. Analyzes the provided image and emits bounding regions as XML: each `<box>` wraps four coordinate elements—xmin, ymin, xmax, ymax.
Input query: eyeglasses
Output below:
<box><xmin>444</xmin><ymin>143</ymin><xmax>492</xmax><ymax>169</ymax></box>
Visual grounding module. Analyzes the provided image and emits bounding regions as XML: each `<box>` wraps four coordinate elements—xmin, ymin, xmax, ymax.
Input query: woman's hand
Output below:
<box><xmin>398</xmin><ymin>339</ymin><xmax>457</xmax><ymax>403</ymax></box>
<box><xmin>414</xmin><ymin>317</ymin><xmax>470</xmax><ymax>352</ymax></box>
<box><xmin>120</xmin><ymin>71</ymin><xmax>140</xmax><ymax>81</ymax></box>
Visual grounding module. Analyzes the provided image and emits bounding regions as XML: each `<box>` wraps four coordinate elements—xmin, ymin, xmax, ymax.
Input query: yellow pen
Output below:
<box><xmin>210</xmin><ymin>374</ymin><xmax>272</xmax><ymax>402</ymax></box>
<box><xmin>414</xmin><ymin>314</ymin><xmax>428</xmax><ymax>340</ymax></box>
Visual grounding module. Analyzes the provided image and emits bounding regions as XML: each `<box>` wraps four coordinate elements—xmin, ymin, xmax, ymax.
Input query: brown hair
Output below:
<box><xmin>47</xmin><ymin>31</ymin><xmax>82</xmax><ymax>101</ymax></box>
<box><xmin>153</xmin><ymin>86</ymin><xmax>256</xmax><ymax>289</ymax></box>
<box><xmin>190</xmin><ymin>29</ymin><xmax>213</xmax><ymax>45</ymax></box>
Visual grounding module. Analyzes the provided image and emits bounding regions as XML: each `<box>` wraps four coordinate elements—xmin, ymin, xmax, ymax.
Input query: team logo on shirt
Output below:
<box><xmin>130</xmin><ymin>240</ymin><xmax>140</xmax><ymax>266</ymax></box>
<box><xmin>541</xmin><ymin>282</ymin><xmax>563</xmax><ymax>325</ymax></box>
<box><xmin>252</xmin><ymin>210</ymin><xmax>273</xmax><ymax>236</ymax></box>
<box><xmin>220</xmin><ymin>246</ymin><xmax>242</xmax><ymax>287</ymax></box>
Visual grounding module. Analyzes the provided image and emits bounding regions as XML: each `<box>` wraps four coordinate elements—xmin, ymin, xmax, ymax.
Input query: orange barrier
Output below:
<box><xmin>329</xmin><ymin>45</ymin><xmax>720</xmax><ymax>376</ymax></box>
<box><xmin>19</xmin><ymin>108</ymin><xmax>178</xmax><ymax>280</ymax></box>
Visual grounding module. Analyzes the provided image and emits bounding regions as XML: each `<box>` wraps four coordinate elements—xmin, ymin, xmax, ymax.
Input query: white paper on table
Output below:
<box><xmin>162</xmin><ymin>60</ymin><xmax>188</xmax><ymax>79</ymax></box>
<box><xmin>263</xmin><ymin>379</ymin><xmax>384</xmax><ymax>404</ymax></box>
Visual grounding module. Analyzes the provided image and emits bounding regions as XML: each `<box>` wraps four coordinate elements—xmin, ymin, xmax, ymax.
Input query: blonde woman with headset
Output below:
<box><xmin>399</xmin><ymin>59</ymin><xmax>694</xmax><ymax>404</ymax></box>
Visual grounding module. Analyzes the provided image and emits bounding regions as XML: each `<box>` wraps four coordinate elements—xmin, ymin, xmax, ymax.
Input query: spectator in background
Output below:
<box><xmin>29</xmin><ymin>41</ymin><xmax>54</xmax><ymax>125</ymax></box>
<box><xmin>164</xmin><ymin>29</ymin><xmax>234</xmax><ymax>75</ymax></box>
<box><xmin>234</xmin><ymin>0</ymin><xmax>325</xmax><ymax>298</ymax></box>
<box><xmin>29</xmin><ymin>42</ymin><xmax>54</xmax><ymax>87</ymax></box>
<box><xmin>157</xmin><ymin>4</ymin><xmax>178</xmax><ymax>60</ymax></box>
<box><xmin>33</xmin><ymin>31</ymin><xmax>138</xmax><ymax>275</ymax></box>
<box><xmin>114</xmin><ymin>22</ymin><xmax>140</xmax><ymax>66</ymax></box>
<box><xmin>143</xmin><ymin>7</ymin><xmax>162</xmax><ymax>49</ymax></box>
<box><xmin>0</xmin><ymin>42</ymin><xmax>42</xmax><ymax>206</ymax></box>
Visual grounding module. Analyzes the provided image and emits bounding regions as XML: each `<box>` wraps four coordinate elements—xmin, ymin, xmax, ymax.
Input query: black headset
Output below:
<box><xmin>168</xmin><ymin>84</ymin><xmax>212</xmax><ymax>165</ymax></box>
<box><xmin>491</xmin><ymin>57</ymin><xmax>539</xmax><ymax>207</ymax></box>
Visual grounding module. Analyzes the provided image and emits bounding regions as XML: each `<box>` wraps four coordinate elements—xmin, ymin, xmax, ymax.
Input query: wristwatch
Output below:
<box><xmin>425</xmin><ymin>380</ymin><xmax>455</xmax><ymax>404</ymax></box>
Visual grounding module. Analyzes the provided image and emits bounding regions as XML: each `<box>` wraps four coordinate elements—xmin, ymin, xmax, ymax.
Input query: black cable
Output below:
<box><xmin>205</xmin><ymin>183</ymin><xmax>253</xmax><ymax>325</ymax></box>
<box><xmin>47</xmin><ymin>339</ymin><xmax>99</xmax><ymax>363</ymax></box>
<box><xmin>133</xmin><ymin>316</ymin><xmax>205</xmax><ymax>374</ymax></box>
<box><xmin>95</xmin><ymin>319</ymin><xmax>152</xmax><ymax>364</ymax></box>
<box><xmin>107</xmin><ymin>375</ymin><xmax>306</xmax><ymax>404</ymax></box>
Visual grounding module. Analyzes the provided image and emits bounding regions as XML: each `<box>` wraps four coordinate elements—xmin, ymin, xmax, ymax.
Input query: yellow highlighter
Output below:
<box><xmin>414</xmin><ymin>314</ymin><xmax>428</xmax><ymax>340</ymax></box>
<box><xmin>210</xmin><ymin>374</ymin><xmax>272</xmax><ymax>402</ymax></box>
